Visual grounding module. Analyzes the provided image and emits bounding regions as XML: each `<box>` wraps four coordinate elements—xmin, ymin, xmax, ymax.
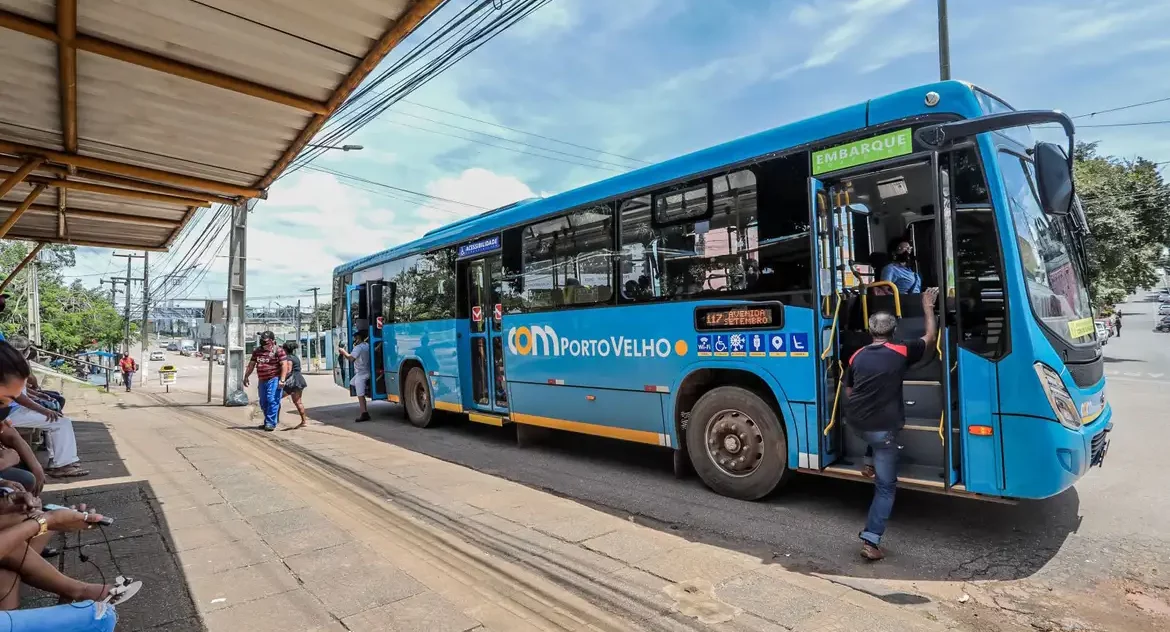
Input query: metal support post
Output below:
<box><xmin>223</xmin><ymin>201</ymin><xmax>250</xmax><ymax>405</ymax></box>
<box><xmin>306</xmin><ymin>286</ymin><xmax>321</xmax><ymax>371</ymax></box>
<box><xmin>140</xmin><ymin>251</ymin><xmax>149</xmax><ymax>385</ymax></box>
<box><xmin>295</xmin><ymin>300</ymin><xmax>302</xmax><ymax>357</ymax></box>
<box><xmin>937</xmin><ymin>0</ymin><xmax>951</xmax><ymax>80</ymax></box>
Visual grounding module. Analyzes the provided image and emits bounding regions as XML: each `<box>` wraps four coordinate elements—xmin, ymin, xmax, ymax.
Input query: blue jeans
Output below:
<box><xmin>857</xmin><ymin>429</ymin><xmax>900</xmax><ymax>546</ymax></box>
<box><xmin>258</xmin><ymin>378</ymin><xmax>281</xmax><ymax>429</ymax></box>
<box><xmin>1</xmin><ymin>601</ymin><xmax>116</xmax><ymax>631</ymax></box>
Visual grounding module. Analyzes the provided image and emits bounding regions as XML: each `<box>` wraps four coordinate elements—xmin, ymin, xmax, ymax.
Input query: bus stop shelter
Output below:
<box><xmin>0</xmin><ymin>0</ymin><xmax>443</xmax><ymax>399</ymax></box>
<box><xmin>0</xmin><ymin>0</ymin><xmax>440</xmax><ymax>256</ymax></box>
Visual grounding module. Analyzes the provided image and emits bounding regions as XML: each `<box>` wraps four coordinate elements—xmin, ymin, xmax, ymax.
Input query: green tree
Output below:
<box><xmin>1074</xmin><ymin>142</ymin><xmax>1170</xmax><ymax>308</ymax></box>
<box><xmin>0</xmin><ymin>242</ymin><xmax>134</xmax><ymax>353</ymax></box>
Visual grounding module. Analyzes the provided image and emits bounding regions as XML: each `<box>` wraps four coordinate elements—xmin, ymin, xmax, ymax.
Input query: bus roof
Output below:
<box><xmin>335</xmin><ymin>80</ymin><xmax>988</xmax><ymax>277</ymax></box>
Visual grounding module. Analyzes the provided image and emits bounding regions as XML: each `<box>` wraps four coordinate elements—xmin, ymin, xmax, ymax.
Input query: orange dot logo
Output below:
<box><xmin>675</xmin><ymin>340</ymin><xmax>688</xmax><ymax>356</ymax></box>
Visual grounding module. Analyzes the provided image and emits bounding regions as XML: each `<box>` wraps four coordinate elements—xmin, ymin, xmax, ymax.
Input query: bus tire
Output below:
<box><xmin>685</xmin><ymin>386</ymin><xmax>789</xmax><ymax>501</ymax></box>
<box><xmin>403</xmin><ymin>367</ymin><xmax>434</xmax><ymax>428</ymax></box>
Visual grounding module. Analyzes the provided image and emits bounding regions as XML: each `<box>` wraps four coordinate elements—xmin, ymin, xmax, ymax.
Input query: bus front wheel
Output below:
<box><xmin>685</xmin><ymin>386</ymin><xmax>789</xmax><ymax>501</ymax></box>
<box><xmin>403</xmin><ymin>367</ymin><xmax>434</xmax><ymax>428</ymax></box>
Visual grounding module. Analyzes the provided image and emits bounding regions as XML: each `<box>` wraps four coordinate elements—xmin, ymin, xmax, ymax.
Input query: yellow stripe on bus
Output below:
<box><xmin>434</xmin><ymin>401</ymin><xmax>462</xmax><ymax>412</ymax></box>
<box><xmin>387</xmin><ymin>394</ymin><xmax>400</xmax><ymax>403</ymax></box>
<box><xmin>467</xmin><ymin>412</ymin><xmax>507</xmax><ymax>426</ymax></box>
<box><xmin>511</xmin><ymin>412</ymin><xmax>661</xmax><ymax>445</ymax></box>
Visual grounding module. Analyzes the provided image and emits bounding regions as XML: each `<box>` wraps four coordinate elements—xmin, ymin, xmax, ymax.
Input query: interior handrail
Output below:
<box><xmin>861</xmin><ymin>281</ymin><xmax>902</xmax><ymax>329</ymax></box>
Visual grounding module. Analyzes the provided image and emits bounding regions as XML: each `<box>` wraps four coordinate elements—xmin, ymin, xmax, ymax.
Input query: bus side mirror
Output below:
<box><xmin>1034</xmin><ymin>142</ymin><xmax>1074</xmax><ymax>216</ymax></box>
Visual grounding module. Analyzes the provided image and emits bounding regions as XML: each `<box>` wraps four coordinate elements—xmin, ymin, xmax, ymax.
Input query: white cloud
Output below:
<box><xmin>791</xmin><ymin>0</ymin><xmax>916</xmax><ymax>71</ymax></box>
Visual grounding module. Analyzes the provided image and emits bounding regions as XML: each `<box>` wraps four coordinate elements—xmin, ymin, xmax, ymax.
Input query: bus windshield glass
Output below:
<box><xmin>998</xmin><ymin>151</ymin><xmax>1093</xmax><ymax>344</ymax></box>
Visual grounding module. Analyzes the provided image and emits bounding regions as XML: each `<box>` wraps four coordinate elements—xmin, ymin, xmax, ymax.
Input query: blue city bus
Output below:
<box><xmin>333</xmin><ymin>80</ymin><xmax>1112</xmax><ymax>502</ymax></box>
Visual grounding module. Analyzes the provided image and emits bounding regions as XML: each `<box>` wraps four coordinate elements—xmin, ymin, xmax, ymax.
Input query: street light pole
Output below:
<box><xmin>937</xmin><ymin>0</ymin><xmax>951</xmax><ymax>81</ymax></box>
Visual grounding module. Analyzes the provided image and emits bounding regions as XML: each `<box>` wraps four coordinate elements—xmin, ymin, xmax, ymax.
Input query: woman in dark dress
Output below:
<box><xmin>280</xmin><ymin>341</ymin><xmax>309</xmax><ymax>430</ymax></box>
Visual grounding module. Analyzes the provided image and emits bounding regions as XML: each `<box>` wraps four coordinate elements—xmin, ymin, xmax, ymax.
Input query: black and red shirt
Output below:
<box><xmin>844</xmin><ymin>339</ymin><xmax>927</xmax><ymax>432</ymax></box>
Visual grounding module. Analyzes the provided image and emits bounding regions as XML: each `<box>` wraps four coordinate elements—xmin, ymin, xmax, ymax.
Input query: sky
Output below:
<box><xmin>61</xmin><ymin>0</ymin><xmax>1170</xmax><ymax>312</ymax></box>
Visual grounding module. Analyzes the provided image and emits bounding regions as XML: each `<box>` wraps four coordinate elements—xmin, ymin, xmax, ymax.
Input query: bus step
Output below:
<box><xmin>467</xmin><ymin>412</ymin><xmax>511</xmax><ymax>427</ymax></box>
<box><xmin>823</xmin><ymin>462</ymin><xmax>950</xmax><ymax>490</ymax></box>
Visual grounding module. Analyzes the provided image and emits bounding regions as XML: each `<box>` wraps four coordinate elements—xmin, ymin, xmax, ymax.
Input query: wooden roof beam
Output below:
<box><xmin>0</xmin><ymin>140</ymin><xmax>262</xmax><ymax>199</ymax></box>
<box><xmin>0</xmin><ymin>201</ymin><xmax>181</xmax><ymax>228</ymax></box>
<box><xmin>0</xmin><ymin>158</ymin><xmax>43</xmax><ymax>198</ymax></box>
<box><xmin>57</xmin><ymin>0</ymin><xmax>77</xmax><ymax>154</ymax></box>
<box><xmin>4</xmin><ymin>172</ymin><xmax>214</xmax><ymax>207</ymax></box>
<box><xmin>0</xmin><ymin>156</ymin><xmax>235</xmax><ymax>205</ymax></box>
<box><xmin>0</xmin><ymin>183</ymin><xmax>47</xmax><ymax>239</ymax></box>
<box><xmin>0</xmin><ymin>9</ymin><xmax>328</xmax><ymax>116</ymax></box>
<box><xmin>0</xmin><ymin>243</ymin><xmax>45</xmax><ymax>293</ymax></box>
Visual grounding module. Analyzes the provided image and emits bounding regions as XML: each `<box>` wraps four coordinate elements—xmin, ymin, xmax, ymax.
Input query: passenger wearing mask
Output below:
<box><xmin>879</xmin><ymin>239</ymin><xmax>922</xmax><ymax>295</ymax></box>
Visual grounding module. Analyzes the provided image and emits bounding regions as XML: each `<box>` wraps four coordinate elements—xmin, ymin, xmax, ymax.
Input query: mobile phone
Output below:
<box><xmin>42</xmin><ymin>504</ymin><xmax>115</xmax><ymax>526</ymax></box>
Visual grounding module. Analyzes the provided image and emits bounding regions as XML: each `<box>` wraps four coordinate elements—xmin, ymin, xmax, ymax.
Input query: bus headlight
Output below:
<box><xmin>1034</xmin><ymin>362</ymin><xmax>1081</xmax><ymax>430</ymax></box>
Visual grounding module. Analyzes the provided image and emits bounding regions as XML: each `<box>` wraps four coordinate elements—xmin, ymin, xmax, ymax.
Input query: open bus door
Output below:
<box><xmin>365</xmin><ymin>281</ymin><xmax>392</xmax><ymax>400</ymax></box>
<box><xmin>810</xmin><ymin>152</ymin><xmax>960</xmax><ymax>489</ymax></box>
<box><xmin>340</xmin><ymin>283</ymin><xmax>367</xmax><ymax>396</ymax></box>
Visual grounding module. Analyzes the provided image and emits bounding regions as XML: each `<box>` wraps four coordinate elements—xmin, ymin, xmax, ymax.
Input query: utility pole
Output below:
<box><xmin>26</xmin><ymin>252</ymin><xmax>40</xmax><ymax>346</ymax></box>
<box><xmin>295</xmin><ymin>300</ymin><xmax>303</xmax><ymax>358</ymax></box>
<box><xmin>140</xmin><ymin>252</ymin><xmax>150</xmax><ymax>385</ymax></box>
<box><xmin>113</xmin><ymin>253</ymin><xmax>145</xmax><ymax>355</ymax></box>
<box><xmin>937</xmin><ymin>0</ymin><xmax>951</xmax><ymax>80</ymax></box>
<box><xmin>100</xmin><ymin>279</ymin><xmax>120</xmax><ymax>354</ymax></box>
<box><xmin>305</xmin><ymin>287</ymin><xmax>321</xmax><ymax>371</ymax></box>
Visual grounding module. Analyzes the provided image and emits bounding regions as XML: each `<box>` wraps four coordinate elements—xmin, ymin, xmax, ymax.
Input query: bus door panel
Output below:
<box><xmin>486</xmin><ymin>257</ymin><xmax>508</xmax><ymax>413</ymax></box>
<box><xmin>808</xmin><ymin>177</ymin><xmax>841</xmax><ymax>469</ymax></box>
<box><xmin>463</xmin><ymin>257</ymin><xmax>508</xmax><ymax>413</ymax></box>
<box><xmin>365</xmin><ymin>281</ymin><xmax>390</xmax><ymax>400</ymax></box>
<box><xmin>343</xmin><ymin>284</ymin><xmax>367</xmax><ymax>396</ymax></box>
<box><xmin>956</xmin><ymin>348</ymin><xmax>1003</xmax><ymax>493</ymax></box>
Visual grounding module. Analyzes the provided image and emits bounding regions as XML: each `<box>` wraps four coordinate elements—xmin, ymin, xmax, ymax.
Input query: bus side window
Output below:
<box><xmin>515</xmin><ymin>205</ymin><xmax>615</xmax><ymax>311</ymax></box>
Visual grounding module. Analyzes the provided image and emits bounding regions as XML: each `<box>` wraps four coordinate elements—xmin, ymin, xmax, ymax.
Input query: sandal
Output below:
<box><xmin>102</xmin><ymin>576</ymin><xmax>143</xmax><ymax>606</ymax></box>
<box><xmin>46</xmin><ymin>464</ymin><xmax>89</xmax><ymax>478</ymax></box>
<box><xmin>284</xmin><ymin>423</ymin><xmax>307</xmax><ymax>431</ymax></box>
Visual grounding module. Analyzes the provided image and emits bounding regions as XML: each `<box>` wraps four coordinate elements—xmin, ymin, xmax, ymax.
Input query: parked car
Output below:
<box><xmin>1158</xmin><ymin>303</ymin><xmax>1170</xmax><ymax>316</ymax></box>
<box><xmin>149</xmin><ymin>351</ymin><xmax>166</xmax><ymax>361</ymax></box>
<box><xmin>1158</xmin><ymin>316</ymin><xmax>1170</xmax><ymax>332</ymax></box>
<box><xmin>1159</xmin><ymin>292</ymin><xmax>1170</xmax><ymax>303</ymax></box>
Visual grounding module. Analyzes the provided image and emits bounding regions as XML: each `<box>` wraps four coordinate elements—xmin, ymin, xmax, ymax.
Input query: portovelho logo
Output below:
<box><xmin>507</xmin><ymin>326</ymin><xmax>688</xmax><ymax>358</ymax></box>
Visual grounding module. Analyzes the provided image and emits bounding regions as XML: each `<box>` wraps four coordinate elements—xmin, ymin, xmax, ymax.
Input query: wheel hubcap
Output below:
<box><xmin>704</xmin><ymin>409</ymin><xmax>764</xmax><ymax>477</ymax></box>
<box><xmin>415</xmin><ymin>382</ymin><xmax>428</xmax><ymax>412</ymax></box>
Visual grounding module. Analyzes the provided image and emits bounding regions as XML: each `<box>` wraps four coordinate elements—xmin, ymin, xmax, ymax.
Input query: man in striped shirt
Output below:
<box><xmin>243</xmin><ymin>331</ymin><xmax>287</xmax><ymax>432</ymax></box>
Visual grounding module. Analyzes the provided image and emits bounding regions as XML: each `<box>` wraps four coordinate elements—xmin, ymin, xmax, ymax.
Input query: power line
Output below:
<box><xmin>1079</xmin><ymin>120</ymin><xmax>1170</xmax><ymax>128</ymax></box>
<box><xmin>286</xmin><ymin>0</ymin><xmax>552</xmax><ymax>178</ymax></box>
<box><xmin>401</xmin><ymin>99</ymin><xmax>650</xmax><ymax>164</ymax></box>
<box><xmin>1074</xmin><ymin>96</ymin><xmax>1170</xmax><ymax>120</ymax></box>
<box><xmin>383</xmin><ymin>119</ymin><xmax>624</xmax><ymax>172</ymax></box>
<box><xmin>306</xmin><ymin>164</ymin><xmax>490</xmax><ymax>210</ymax></box>
<box><xmin>390</xmin><ymin>109</ymin><xmax>640</xmax><ymax>170</ymax></box>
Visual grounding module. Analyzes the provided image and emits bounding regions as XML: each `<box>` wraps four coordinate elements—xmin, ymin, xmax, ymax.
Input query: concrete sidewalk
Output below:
<box><xmin>31</xmin><ymin>377</ymin><xmax>959</xmax><ymax>631</ymax></box>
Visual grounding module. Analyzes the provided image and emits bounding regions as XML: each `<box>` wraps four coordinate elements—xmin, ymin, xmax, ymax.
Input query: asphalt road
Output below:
<box><xmin>156</xmin><ymin>304</ymin><xmax>1169</xmax><ymax>596</ymax></box>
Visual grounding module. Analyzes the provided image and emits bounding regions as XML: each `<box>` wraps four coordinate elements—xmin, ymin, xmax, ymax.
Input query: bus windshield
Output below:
<box><xmin>997</xmin><ymin>151</ymin><xmax>1093</xmax><ymax>344</ymax></box>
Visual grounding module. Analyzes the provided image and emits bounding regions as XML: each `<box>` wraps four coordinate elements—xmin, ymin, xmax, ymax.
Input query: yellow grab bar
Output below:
<box><xmin>861</xmin><ymin>281</ymin><xmax>902</xmax><ymax>329</ymax></box>
<box><xmin>937</xmin><ymin>411</ymin><xmax>945</xmax><ymax>443</ymax></box>
<box><xmin>820</xmin><ymin>292</ymin><xmax>842</xmax><ymax>360</ymax></box>
<box><xmin>824</xmin><ymin>359</ymin><xmax>844</xmax><ymax>437</ymax></box>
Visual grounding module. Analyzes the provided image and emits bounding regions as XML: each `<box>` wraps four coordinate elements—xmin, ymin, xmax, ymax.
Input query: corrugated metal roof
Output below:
<box><xmin>0</xmin><ymin>0</ymin><xmax>441</xmax><ymax>251</ymax></box>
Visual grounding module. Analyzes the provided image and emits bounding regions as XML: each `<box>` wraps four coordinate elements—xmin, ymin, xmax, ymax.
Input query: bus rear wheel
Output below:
<box><xmin>403</xmin><ymin>367</ymin><xmax>434</xmax><ymax>428</ymax></box>
<box><xmin>685</xmin><ymin>386</ymin><xmax>789</xmax><ymax>501</ymax></box>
